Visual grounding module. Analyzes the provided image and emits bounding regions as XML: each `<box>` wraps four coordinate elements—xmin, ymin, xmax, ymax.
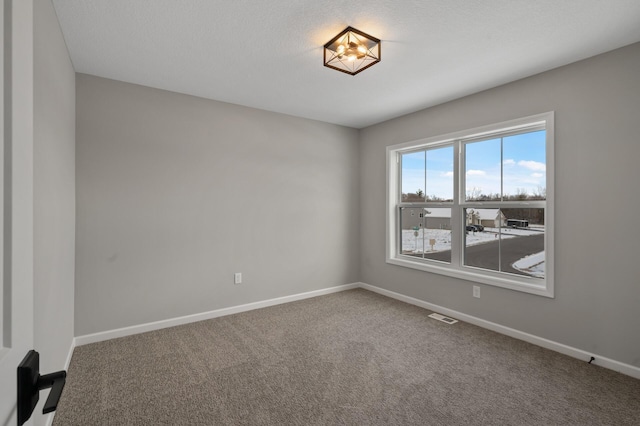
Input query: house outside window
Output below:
<box><xmin>387</xmin><ymin>112</ymin><xmax>554</xmax><ymax>297</ymax></box>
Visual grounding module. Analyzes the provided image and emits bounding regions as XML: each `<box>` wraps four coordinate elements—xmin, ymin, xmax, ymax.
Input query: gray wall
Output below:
<box><xmin>33</xmin><ymin>0</ymin><xmax>75</xmax><ymax>393</ymax></box>
<box><xmin>73</xmin><ymin>38</ymin><xmax>638</xmax><ymax>367</ymax></box>
<box><xmin>75</xmin><ymin>75</ymin><xmax>360</xmax><ymax>335</ymax></box>
<box><xmin>359</xmin><ymin>43</ymin><xmax>640</xmax><ymax>367</ymax></box>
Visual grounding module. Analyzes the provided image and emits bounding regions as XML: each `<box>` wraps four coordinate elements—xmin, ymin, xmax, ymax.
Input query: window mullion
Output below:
<box><xmin>450</xmin><ymin>140</ymin><xmax>462</xmax><ymax>267</ymax></box>
<box><xmin>499</xmin><ymin>137</ymin><xmax>504</xmax><ymax>271</ymax></box>
<box><xmin>423</xmin><ymin>150</ymin><xmax>427</xmax><ymax>202</ymax></box>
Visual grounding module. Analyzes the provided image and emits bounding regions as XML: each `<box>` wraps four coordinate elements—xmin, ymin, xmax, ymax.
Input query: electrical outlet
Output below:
<box><xmin>234</xmin><ymin>272</ymin><xmax>242</xmax><ymax>284</ymax></box>
<box><xmin>473</xmin><ymin>286</ymin><xmax>480</xmax><ymax>298</ymax></box>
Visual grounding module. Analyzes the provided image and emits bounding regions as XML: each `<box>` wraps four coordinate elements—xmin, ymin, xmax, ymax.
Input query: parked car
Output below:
<box><xmin>506</xmin><ymin>219</ymin><xmax>528</xmax><ymax>228</ymax></box>
<box><xmin>466</xmin><ymin>225</ymin><xmax>478</xmax><ymax>232</ymax></box>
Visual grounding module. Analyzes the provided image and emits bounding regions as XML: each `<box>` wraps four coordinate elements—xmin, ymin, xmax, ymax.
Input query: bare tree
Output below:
<box><xmin>402</xmin><ymin>188</ymin><xmax>425</xmax><ymax>202</ymax></box>
<box><xmin>515</xmin><ymin>188</ymin><xmax>528</xmax><ymax>201</ymax></box>
<box><xmin>533</xmin><ymin>186</ymin><xmax>546</xmax><ymax>200</ymax></box>
<box><xmin>466</xmin><ymin>186</ymin><xmax>482</xmax><ymax>200</ymax></box>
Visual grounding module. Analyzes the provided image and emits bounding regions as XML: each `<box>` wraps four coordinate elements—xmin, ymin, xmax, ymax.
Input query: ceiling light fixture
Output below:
<box><xmin>323</xmin><ymin>26</ymin><xmax>381</xmax><ymax>75</ymax></box>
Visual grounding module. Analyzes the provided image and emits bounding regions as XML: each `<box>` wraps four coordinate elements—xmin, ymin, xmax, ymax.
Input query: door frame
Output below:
<box><xmin>0</xmin><ymin>0</ymin><xmax>35</xmax><ymax>424</ymax></box>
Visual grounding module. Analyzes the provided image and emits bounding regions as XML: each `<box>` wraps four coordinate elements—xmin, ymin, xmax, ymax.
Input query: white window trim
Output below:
<box><xmin>386</xmin><ymin>112</ymin><xmax>554</xmax><ymax>297</ymax></box>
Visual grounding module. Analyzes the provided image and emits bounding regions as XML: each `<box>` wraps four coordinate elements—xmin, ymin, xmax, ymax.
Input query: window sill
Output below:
<box><xmin>386</xmin><ymin>255</ymin><xmax>554</xmax><ymax>298</ymax></box>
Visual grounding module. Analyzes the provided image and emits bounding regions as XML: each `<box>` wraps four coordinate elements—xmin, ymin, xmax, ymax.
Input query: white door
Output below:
<box><xmin>0</xmin><ymin>0</ymin><xmax>35</xmax><ymax>424</ymax></box>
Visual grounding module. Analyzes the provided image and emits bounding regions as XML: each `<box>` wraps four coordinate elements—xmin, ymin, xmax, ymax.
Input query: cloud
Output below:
<box><xmin>518</xmin><ymin>160</ymin><xmax>546</xmax><ymax>172</ymax></box>
<box><xmin>531</xmin><ymin>173</ymin><xmax>544</xmax><ymax>178</ymax></box>
<box><xmin>466</xmin><ymin>170</ymin><xmax>486</xmax><ymax>176</ymax></box>
<box><xmin>442</xmin><ymin>171</ymin><xmax>454</xmax><ymax>177</ymax></box>
<box><xmin>503</xmin><ymin>159</ymin><xmax>515</xmax><ymax>166</ymax></box>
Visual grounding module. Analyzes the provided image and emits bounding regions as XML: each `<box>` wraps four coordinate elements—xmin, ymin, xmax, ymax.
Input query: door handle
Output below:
<box><xmin>17</xmin><ymin>350</ymin><xmax>67</xmax><ymax>425</ymax></box>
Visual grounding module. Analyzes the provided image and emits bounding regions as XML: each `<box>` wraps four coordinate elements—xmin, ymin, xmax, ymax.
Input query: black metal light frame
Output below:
<box><xmin>323</xmin><ymin>26</ymin><xmax>381</xmax><ymax>76</ymax></box>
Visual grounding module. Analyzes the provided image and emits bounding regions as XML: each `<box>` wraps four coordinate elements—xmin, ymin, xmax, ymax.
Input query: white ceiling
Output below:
<box><xmin>52</xmin><ymin>0</ymin><xmax>640</xmax><ymax>129</ymax></box>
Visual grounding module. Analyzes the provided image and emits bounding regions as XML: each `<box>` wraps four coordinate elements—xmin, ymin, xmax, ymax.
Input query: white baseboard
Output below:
<box><xmin>72</xmin><ymin>281</ymin><xmax>639</xmax><ymax>380</ymax></box>
<box><xmin>64</xmin><ymin>337</ymin><xmax>76</xmax><ymax>370</ymax></box>
<box><xmin>75</xmin><ymin>283</ymin><xmax>360</xmax><ymax>347</ymax></box>
<box><xmin>360</xmin><ymin>282</ymin><xmax>640</xmax><ymax>380</ymax></box>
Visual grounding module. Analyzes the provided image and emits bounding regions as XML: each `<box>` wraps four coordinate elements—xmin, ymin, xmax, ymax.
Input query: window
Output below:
<box><xmin>387</xmin><ymin>112</ymin><xmax>554</xmax><ymax>297</ymax></box>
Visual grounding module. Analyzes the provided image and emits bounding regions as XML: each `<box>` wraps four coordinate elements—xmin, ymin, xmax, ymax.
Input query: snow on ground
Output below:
<box><xmin>402</xmin><ymin>228</ymin><xmax>455</xmax><ymax>252</ymax></box>
<box><xmin>402</xmin><ymin>226</ymin><xmax>545</xmax><ymax>277</ymax></box>
<box><xmin>512</xmin><ymin>251</ymin><xmax>545</xmax><ymax>278</ymax></box>
<box><xmin>483</xmin><ymin>227</ymin><xmax>542</xmax><ymax>237</ymax></box>
<box><xmin>401</xmin><ymin>227</ymin><xmax>541</xmax><ymax>253</ymax></box>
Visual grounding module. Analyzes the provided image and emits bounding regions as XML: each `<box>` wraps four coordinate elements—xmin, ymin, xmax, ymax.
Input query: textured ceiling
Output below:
<box><xmin>52</xmin><ymin>0</ymin><xmax>640</xmax><ymax>128</ymax></box>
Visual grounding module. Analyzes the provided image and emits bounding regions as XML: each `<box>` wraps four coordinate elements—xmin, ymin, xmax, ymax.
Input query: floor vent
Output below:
<box><xmin>428</xmin><ymin>313</ymin><xmax>458</xmax><ymax>324</ymax></box>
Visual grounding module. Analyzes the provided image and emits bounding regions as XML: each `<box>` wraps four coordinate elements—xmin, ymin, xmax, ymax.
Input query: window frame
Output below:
<box><xmin>386</xmin><ymin>112</ymin><xmax>554</xmax><ymax>297</ymax></box>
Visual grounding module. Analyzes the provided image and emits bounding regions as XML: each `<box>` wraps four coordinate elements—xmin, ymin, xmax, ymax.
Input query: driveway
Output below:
<box><xmin>421</xmin><ymin>233</ymin><xmax>545</xmax><ymax>277</ymax></box>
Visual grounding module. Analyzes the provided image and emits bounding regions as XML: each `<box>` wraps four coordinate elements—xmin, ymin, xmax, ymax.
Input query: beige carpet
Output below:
<box><xmin>53</xmin><ymin>289</ymin><xmax>640</xmax><ymax>425</ymax></box>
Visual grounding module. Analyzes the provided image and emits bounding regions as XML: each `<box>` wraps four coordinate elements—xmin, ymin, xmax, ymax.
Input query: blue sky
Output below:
<box><xmin>402</xmin><ymin>130</ymin><xmax>546</xmax><ymax>200</ymax></box>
